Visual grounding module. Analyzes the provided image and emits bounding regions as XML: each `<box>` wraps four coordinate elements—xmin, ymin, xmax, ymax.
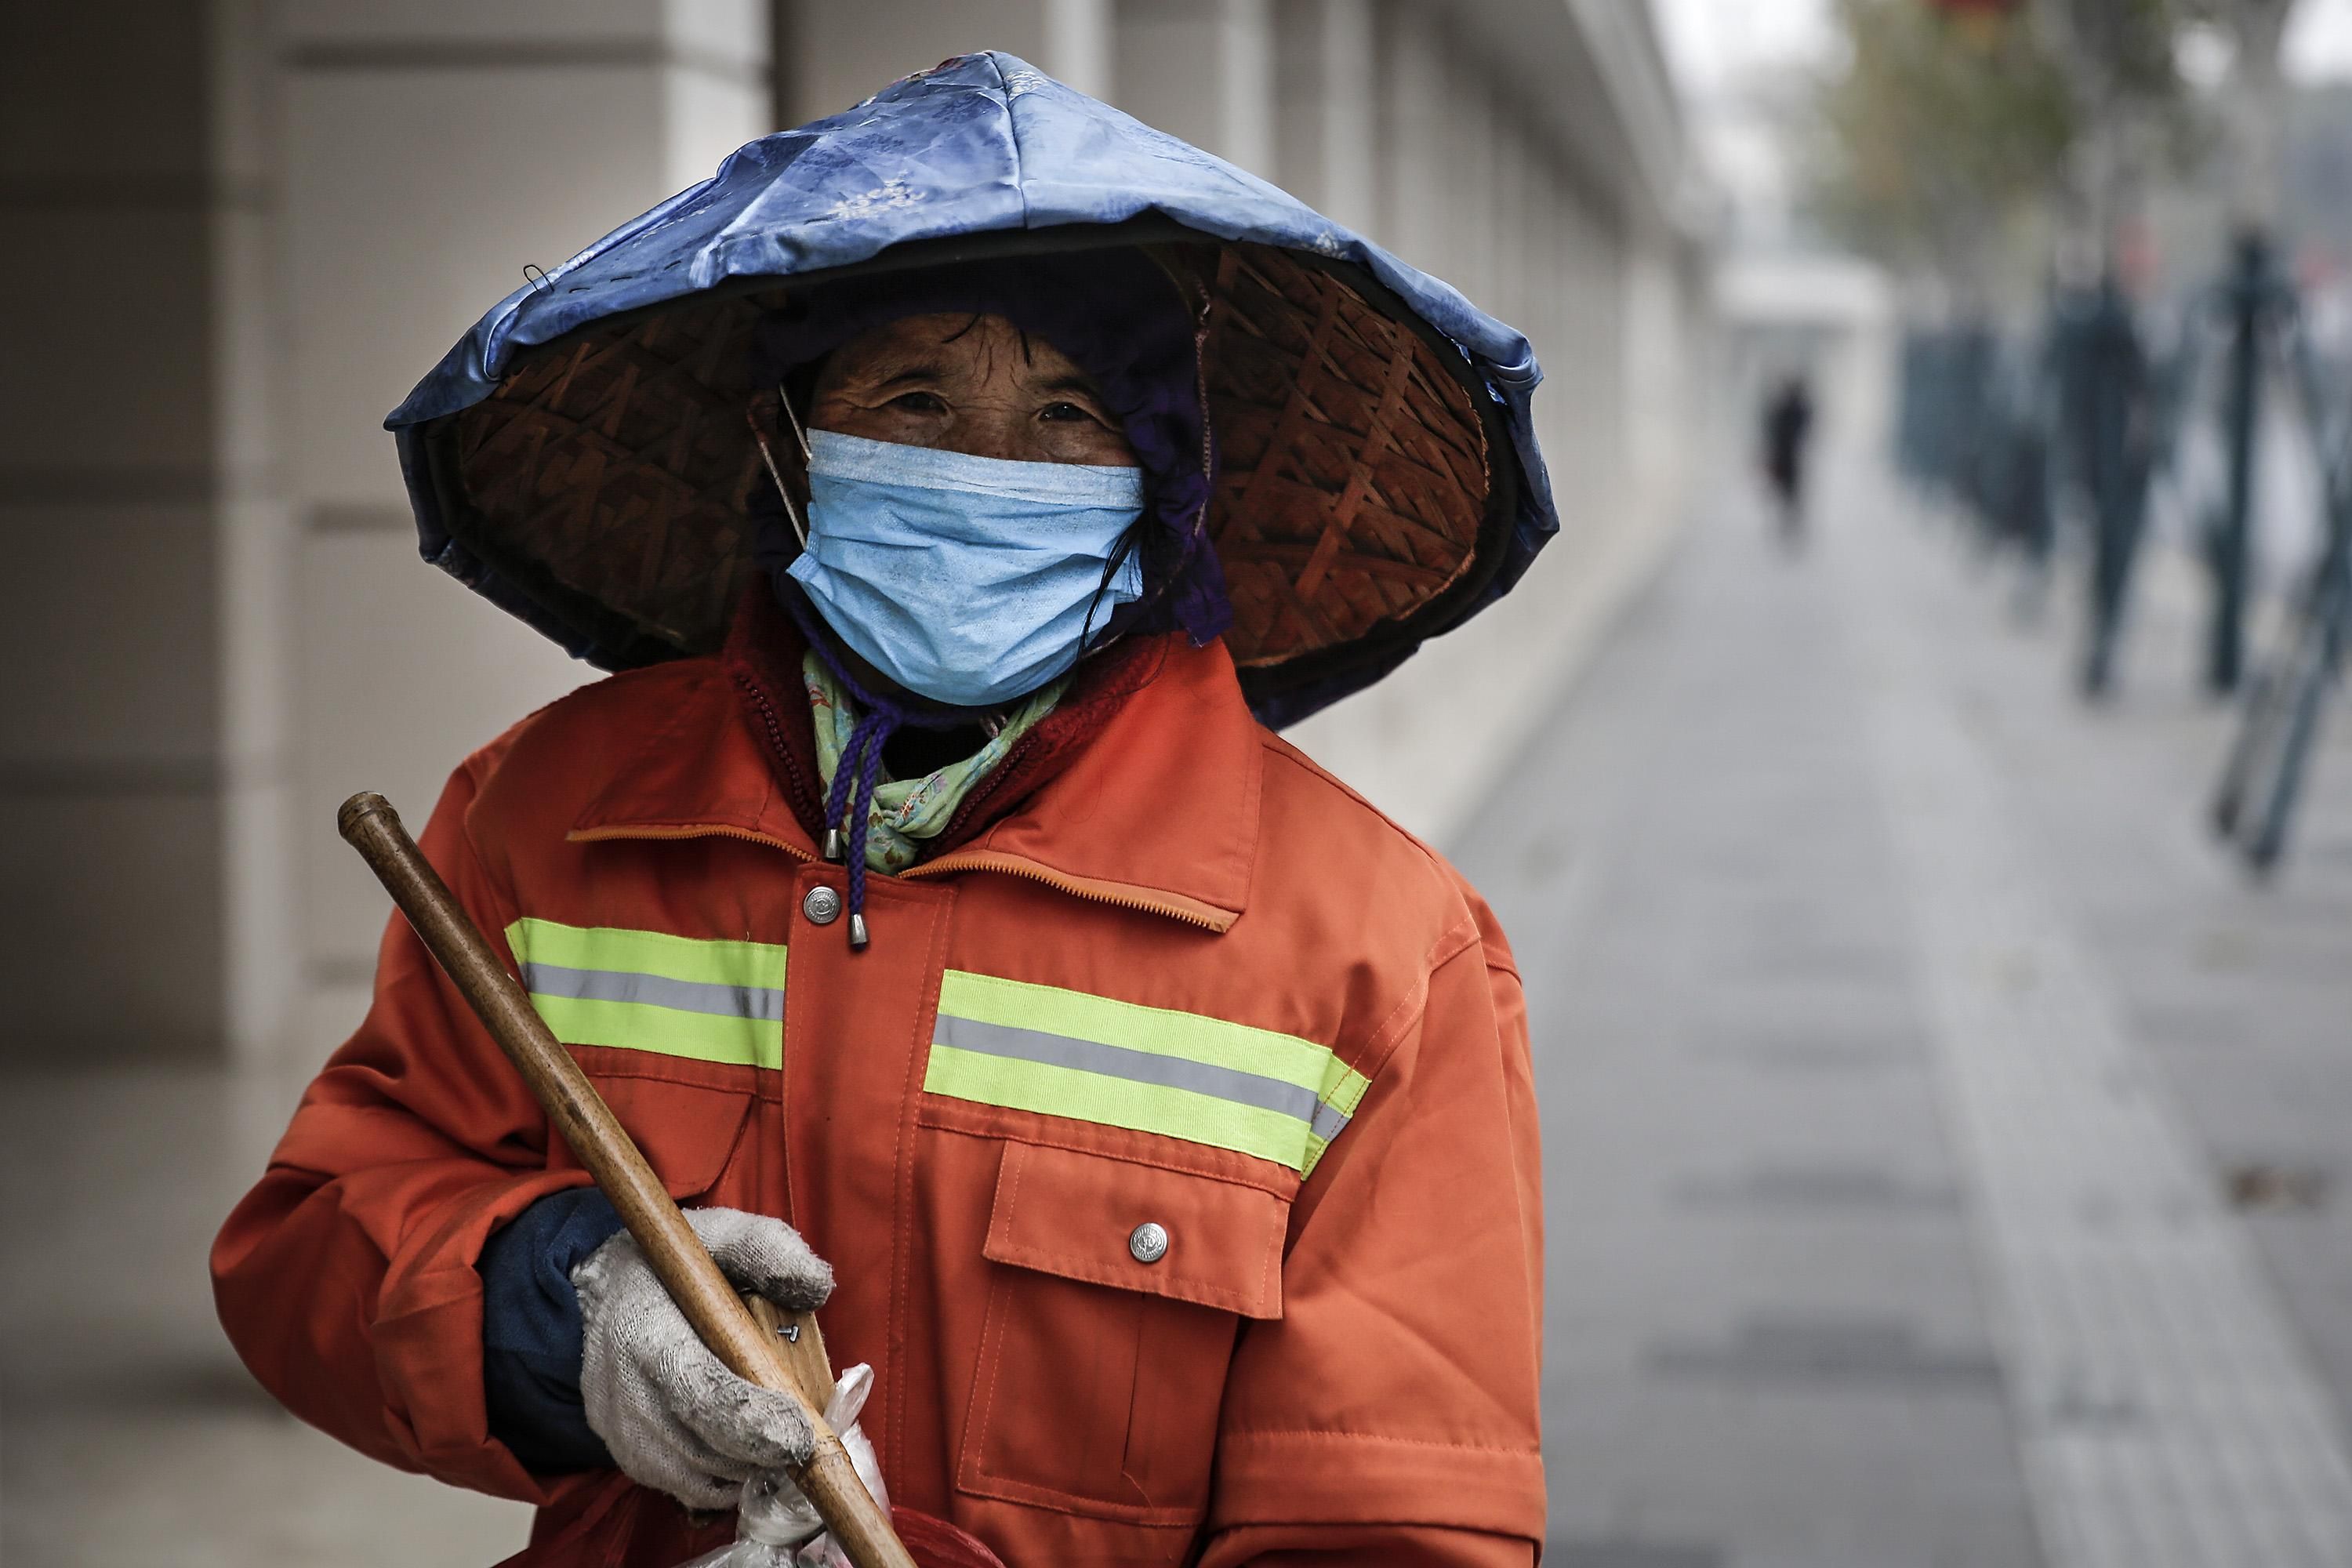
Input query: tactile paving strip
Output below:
<box><xmin>1849</xmin><ymin>530</ymin><xmax>2352</xmax><ymax>1567</ymax></box>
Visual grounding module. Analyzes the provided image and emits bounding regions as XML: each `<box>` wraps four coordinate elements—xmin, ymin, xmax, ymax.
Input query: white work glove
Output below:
<box><xmin>572</xmin><ymin>1207</ymin><xmax>835</xmax><ymax>1511</ymax></box>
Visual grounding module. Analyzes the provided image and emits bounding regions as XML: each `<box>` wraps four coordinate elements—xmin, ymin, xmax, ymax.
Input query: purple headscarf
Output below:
<box><xmin>747</xmin><ymin>248</ymin><xmax>1230</xmax><ymax>648</ymax></box>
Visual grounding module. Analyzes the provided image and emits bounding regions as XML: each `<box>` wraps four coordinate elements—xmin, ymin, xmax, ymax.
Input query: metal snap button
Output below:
<box><xmin>1127</xmin><ymin>1221</ymin><xmax>1169</xmax><ymax>1265</ymax></box>
<box><xmin>801</xmin><ymin>885</ymin><xmax>843</xmax><ymax>925</ymax></box>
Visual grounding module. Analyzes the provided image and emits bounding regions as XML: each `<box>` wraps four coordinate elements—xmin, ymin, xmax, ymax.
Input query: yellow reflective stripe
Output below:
<box><xmin>936</xmin><ymin>970</ymin><xmax>1330</xmax><ymax>1091</ymax></box>
<box><xmin>924</xmin><ymin>1044</ymin><xmax>1316</xmax><ymax>1170</ymax></box>
<box><xmin>505</xmin><ymin>918</ymin><xmax>786</xmax><ymax>1071</ymax></box>
<box><xmin>1319</xmin><ymin>1058</ymin><xmax>1371</xmax><ymax>1120</ymax></box>
<box><xmin>1301</xmin><ymin>1058</ymin><xmax>1372</xmax><ymax>1176</ymax></box>
<box><xmin>526</xmin><ymin>993</ymin><xmax>780</xmax><ymax>1069</ymax></box>
<box><xmin>508</xmin><ymin>917</ymin><xmax>784</xmax><ymax>990</ymax></box>
<box><xmin>927</xmin><ymin>969</ymin><xmax>1366</xmax><ymax>1174</ymax></box>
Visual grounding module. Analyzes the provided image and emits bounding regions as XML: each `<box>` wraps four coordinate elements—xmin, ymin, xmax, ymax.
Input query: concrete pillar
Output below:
<box><xmin>1374</xmin><ymin>0</ymin><xmax>1448</xmax><ymax>261</ymax></box>
<box><xmin>1440</xmin><ymin>38</ymin><xmax>1497</xmax><ymax>311</ymax></box>
<box><xmin>0</xmin><ymin>4</ymin><xmax>229</xmax><ymax>1065</ymax></box>
<box><xmin>782</xmin><ymin>0</ymin><xmax>1112</xmax><ymax>122</ymax></box>
<box><xmin>1272</xmin><ymin>0</ymin><xmax>1377</xmax><ymax>233</ymax></box>
<box><xmin>1620</xmin><ymin>219</ymin><xmax>1682</xmax><ymax>521</ymax></box>
<box><xmin>1521</xmin><ymin>140</ymin><xmax>1624</xmax><ymax>524</ymax></box>
<box><xmin>1492</xmin><ymin>108</ymin><xmax>1530</xmax><ymax>351</ymax></box>
<box><xmin>1527</xmin><ymin>153</ymin><xmax>1575</xmax><ymax>466</ymax></box>
<box><xmin>212</xmin><ymin>0</ymin><xmax>299</xmax><ymax>1074</ymax></box>
<box><xmin>1113</xmin><ymin>0</ymin><xmax>1276</xmax><ymax>176</ymax></box>
<box><xmin>253</xmin><ymin>1</ymin><xmax>772</xmax><ymax>1087</ymax></box>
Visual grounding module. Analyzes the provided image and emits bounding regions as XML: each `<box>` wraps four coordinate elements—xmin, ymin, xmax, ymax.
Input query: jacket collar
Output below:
<box><xmin>570</xmin><ymin>615</ymin><xmax>1262</xmax><ymax>933</ymax></box>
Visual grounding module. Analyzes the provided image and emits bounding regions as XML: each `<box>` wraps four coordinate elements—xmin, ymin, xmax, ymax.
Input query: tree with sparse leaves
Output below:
<box><xmin>1809</xmin><ymin>0</ymin><xmax>2076</xmax><ymax>285</ymax></box>
<box><xmin>1808</xmin><ymin>0</ymin><xmax>2217</xmax><ymax>291</ymax></box>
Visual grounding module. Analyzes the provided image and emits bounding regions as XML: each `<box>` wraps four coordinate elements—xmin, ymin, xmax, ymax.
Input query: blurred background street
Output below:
<box><xmin>8</xmin><ymin>1</ymin><xmax>2352</xmax><ymax>1564</ymax></box>
<box><xmin>1473</xmin><ymin>461</ymin><xmax>2352</xmax><ymax>1566</ymax></box>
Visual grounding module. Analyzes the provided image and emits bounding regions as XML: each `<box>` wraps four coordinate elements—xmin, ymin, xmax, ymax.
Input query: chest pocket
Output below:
<box><xmin>957</xmin><ymin>1139</ymin><xmax>1288</xmax><ymax>1526</ymax></box>
<box><xmin>548</xmin><ymin>1047</ymin><xmax>757</xmax><ymax>1200</ymax></box>
<box><xmin>506</xmin><ymin>917</ymin><xmax>775</xmax><ymax>1200</ymax></box>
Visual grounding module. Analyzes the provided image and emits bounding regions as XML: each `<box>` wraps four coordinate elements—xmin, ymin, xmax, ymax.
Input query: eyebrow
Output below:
<box><xmin>847</xmin><ymin>361</ymin><xmax>1102</xmax><ymax>400</ymax></box>
<box><xmin>872</xmin><ymin>362</ymin><xmax>949</xmax><ymax>390</ymax></box>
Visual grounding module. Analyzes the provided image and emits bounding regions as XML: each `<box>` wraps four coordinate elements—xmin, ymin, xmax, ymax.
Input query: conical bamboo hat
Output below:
<box><xmin>389</xmin><ymin>55</ymin><xmax>1554</xmax><ymax>725</ymax></box>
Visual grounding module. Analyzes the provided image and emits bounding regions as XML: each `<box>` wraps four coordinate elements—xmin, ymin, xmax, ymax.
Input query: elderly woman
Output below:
<box><xmin>214</xmin><ymin>54</ymin><xmax>1552</xmax><ymax>1568</ymax></box>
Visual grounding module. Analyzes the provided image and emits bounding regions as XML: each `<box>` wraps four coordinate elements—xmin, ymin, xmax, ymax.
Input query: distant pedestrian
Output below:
<box><xmin>1762</xmin><ymin>374</ymin><xmax>1816</xmax><ymax>540</ymax></box>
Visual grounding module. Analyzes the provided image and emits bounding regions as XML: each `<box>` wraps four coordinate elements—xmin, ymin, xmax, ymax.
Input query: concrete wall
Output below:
<box><xmin>1115</xmin><ymin>1</ymin><xmax>1274</xmax><ymax>170</ymax></box>
<box><xmin>3</xmin><ymin>0</ymin><xmax>1697</xmax><ymax>1086</ymax></box>
<box><xmin>782</xmin><ymin>0</ymin><xmax>1110</xmax><ymax>118</ymax></box>
<box><xmin>0</xmin><ymin>5</ymin><xmax>228</xmax><ymax>1065</ymax></box>
<box><xmin>0</xmin><ymin>1</ymin><xmax>775</xmax><ymax>1091</ymax></box>
<box><xmin>259</xmin><ymin>2</ymin><xmax>772</xmax><ymax>1095</ymax></box>
<box><xmin>1281</xmin><ymin>2</ymin><xmax>1702</xmax><ymax>841</ymax></box>
<box><xmin>1272</xmin><ymin>0</ymin><xmax>1378</xmax><ymax>233</ymax></box>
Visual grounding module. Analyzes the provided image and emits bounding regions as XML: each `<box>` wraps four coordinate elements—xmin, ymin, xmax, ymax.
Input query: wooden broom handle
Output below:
<box><xmin>338</xmin><ymin>792</ymin><xmax>911</xmax><ymax>1568</ymax></box>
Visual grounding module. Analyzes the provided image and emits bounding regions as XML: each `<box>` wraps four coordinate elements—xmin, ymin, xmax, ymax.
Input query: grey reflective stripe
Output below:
<box><xmin>1308</xmin><ymin>1101</ymin><xmax>1353</xmax><ymax>1142</ymax></box>
<box><xmin>520</xmin><ymin>961</ymin><xmax>785</xmax><ymax>1023</ymax></box>
<box><xmin>935</xmin><ymin>1012</ymin><xmax>1323</xmax><ymax>1122</ymax></box>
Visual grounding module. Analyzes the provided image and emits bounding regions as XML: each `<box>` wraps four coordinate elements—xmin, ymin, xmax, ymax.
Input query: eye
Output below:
<box><xmin>1040</xmin><ymin>401</ymin><xmax>1101</xmax><ymax>425</ymax></box>
<box><xmin>886</xmin><ymin>390</ymin><xmax>948</xmax><ymax>415</ymax></box>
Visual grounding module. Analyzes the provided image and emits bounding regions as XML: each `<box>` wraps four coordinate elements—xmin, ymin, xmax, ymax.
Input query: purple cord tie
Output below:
<box><xmin>790</xmin><ymin>588</ymin><xmax>981</xmax><ymax>952</ymax></box>
<box><xmin>818</xmin><ymin>703</ymin><xmax>897</xmax><ymax>952</ymax></box>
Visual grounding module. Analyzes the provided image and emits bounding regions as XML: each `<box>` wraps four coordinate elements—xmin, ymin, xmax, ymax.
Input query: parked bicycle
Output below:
<box><xmin>2211</xmin><ymin>317</ymin><xmax>2352</xmax><ymax>873</ymax></box>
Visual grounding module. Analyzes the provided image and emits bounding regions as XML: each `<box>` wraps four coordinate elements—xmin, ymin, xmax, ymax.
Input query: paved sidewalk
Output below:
<box><xmin>1454</xmin><ymin>464</ymin><xmax>2352</xmax><ymax>1566</ymax></box>
<box><xmin>0</xmin><ymin>1069</ymin><xmax>529</xmax><ymax>1566</ymax></box>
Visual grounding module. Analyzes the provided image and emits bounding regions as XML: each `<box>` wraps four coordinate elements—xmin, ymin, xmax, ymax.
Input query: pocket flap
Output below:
<box><xmin>554</xmin><ymin>1051</ymin><xmax>754</xmax><ymax>1200</ymax></box>
<box><xmin>982</xmin><ymin>1141</ymin><xmax>1285</xmax><ymax>1319</ymax></box>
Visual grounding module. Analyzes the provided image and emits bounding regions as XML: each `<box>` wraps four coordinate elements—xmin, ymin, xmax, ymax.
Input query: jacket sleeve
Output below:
<box><xmin>1198</xmin><ymin>906</ymin><xmax>1545</xmax><ymax>1566</ymax></box>
<box><xmin>478</xmin><ymin>1185</ymin><xmax>626</xmax><ymax>1472</ymax></box>
<box><xmin>210</xmin><ymin>753</ymin><xmax>596</xmax><ymax>1503</ymax></box>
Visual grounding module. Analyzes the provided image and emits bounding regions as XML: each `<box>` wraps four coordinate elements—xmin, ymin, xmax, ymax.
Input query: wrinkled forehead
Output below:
<box><xmin>815</xmin><ymin>311</ymin><xmax>1095</xmax><ymax>393</ymax></box>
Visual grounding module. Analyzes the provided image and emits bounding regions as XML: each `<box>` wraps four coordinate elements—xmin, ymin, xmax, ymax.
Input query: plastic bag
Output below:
<box><xmin>682</xmin><ymin>1363</ymin><xmax>890</xmax><ymax>1568</ymax></box>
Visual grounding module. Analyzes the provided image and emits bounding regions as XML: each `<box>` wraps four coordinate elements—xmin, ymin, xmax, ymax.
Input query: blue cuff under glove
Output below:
<box><xmin>479</xmin><ymin>1186</ymin><xmax>630</xmax><ymax>1473</ymax></box>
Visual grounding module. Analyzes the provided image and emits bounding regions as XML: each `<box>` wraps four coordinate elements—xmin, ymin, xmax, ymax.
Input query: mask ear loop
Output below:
<box><xmin>746</xmin><ymin>389</ymin><xmax>811</xmax><ymax>549</ymax></box>
<box><xmin>776</xmin><ymin>379</ymin><xmax>814</xmax><ymax>464</ymax></box>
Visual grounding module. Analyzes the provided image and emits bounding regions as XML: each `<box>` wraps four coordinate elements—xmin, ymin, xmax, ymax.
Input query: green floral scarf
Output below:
<box><xmin>804</xmin><ymin>652</ymin><xmax>1065</xmax><ymax>873</ymax></box>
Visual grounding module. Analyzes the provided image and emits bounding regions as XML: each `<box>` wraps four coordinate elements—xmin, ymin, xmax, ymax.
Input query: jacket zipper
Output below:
<box><xmin>570</xmin><ymin>821</ymin><xmax>815</xmax><ymax>861</ymax></box>
<box><xmin>734</xmin><ymin>667</ymin><xmax>832</xmax><ymax>837</ymax></box>
<box><xmin>899</xmin><ymin>855</ymin><xmax>1230</xmax><ymax>931</ymax></box>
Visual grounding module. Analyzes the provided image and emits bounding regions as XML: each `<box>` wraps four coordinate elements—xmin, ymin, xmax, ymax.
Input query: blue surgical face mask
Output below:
<box><xmin>785</xmin><ymin>430</ymin><xmax>1146</xmax><ymax>709</ymax></box>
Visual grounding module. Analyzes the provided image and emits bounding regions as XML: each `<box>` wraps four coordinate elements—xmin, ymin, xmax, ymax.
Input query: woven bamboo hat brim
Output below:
<box><xmin>1201</xmin><ymin>245</ymin><xmax>1491</xmax><ymax>673</ymax></box>
<box><xmin>389</xmin><ymin>54</ymin><xmax>1559</xmax><ymax>727</ymax></box>
<box><xmin>441</xmin><ymin>236</ymin><xmax>1508</xmax><ymax>699</ymax></box>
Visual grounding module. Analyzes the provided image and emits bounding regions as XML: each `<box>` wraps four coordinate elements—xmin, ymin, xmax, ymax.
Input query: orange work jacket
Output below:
<box><xmin>212</xmin><ymin>633</ymin><xmax>1544</xmax><ymax>1567</ymax></box>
